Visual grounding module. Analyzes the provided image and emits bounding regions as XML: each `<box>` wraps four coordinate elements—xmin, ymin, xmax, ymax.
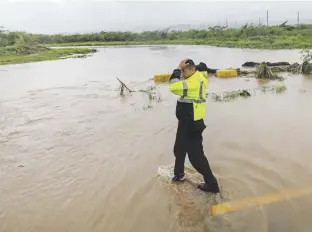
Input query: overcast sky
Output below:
<box><xmin>0</xmin><ymin>0</ymin><xmax>311</xmax><ymax>34</ymax></box>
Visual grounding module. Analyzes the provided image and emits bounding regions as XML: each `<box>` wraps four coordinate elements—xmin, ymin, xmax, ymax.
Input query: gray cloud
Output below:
<box><xmin>0</xmin><ymin>1</ymin><xmax>311</xmax><ymax>34</ymax></box>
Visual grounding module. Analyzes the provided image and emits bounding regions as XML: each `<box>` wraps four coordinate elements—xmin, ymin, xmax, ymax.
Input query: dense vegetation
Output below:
<box><xmin>2</xmin><ymin>24</ymin><xmax>312</xmax><ymax>49</ymax></box>
<box><xmin>1</xmin><ymin>24</ymin><xmax>312</xmax><ymax>65</ymax></box>
<box><xmin>1</xmin><ymin>24</ymin><xmax>309</xmax><ymax>49</ymax></box>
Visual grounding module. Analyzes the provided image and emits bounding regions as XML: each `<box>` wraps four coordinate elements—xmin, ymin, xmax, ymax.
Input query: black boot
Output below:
<box><xmin>197</xmin><ymin>182</ymin><xmax>220</xmax><ymax>194</ymax></box>
<box><xmin>172</xmin><ymin>173</ymin><xmax>185</xmax><ymax>182</ymax></box>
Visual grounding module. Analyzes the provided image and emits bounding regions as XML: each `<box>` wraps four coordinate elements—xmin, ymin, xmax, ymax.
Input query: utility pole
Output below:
<box><xmin>266</xmin><ymin>10</ymin><xmax>269</xmax><ymax>26</ymax></box>
<box><xmin>259</xmin><ymin>18</ymin><xmax>261</xmax><ymax>26</ymax></box>
<box><xmin>297</xmin><ymin>11</ymin><xmax>300</xmax><ymax>26</ymax></box>
<box><xmin>226</xmin><ymin>17</ymin><xmax>228</xmax><ymax>27</ymax></box>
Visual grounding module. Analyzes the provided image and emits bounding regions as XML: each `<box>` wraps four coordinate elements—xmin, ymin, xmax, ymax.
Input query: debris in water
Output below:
<box><xmin>270</xmin><ymin>62</ymin><xmax>301</xmax><ymax>73</ymax></box>
<box><xmin>116</xmin><ymin>77</ymin><xmax>134</xmax><ymax>96</ymax></box>
<box><xmin>242</xmin><ymin>61</ymin><xmax>290</xmax><ymax>68</ymax></box>
<box><xmin>275</xmin><ymin>84</ymin><xmax>287</xmax><ymax>93</ymax></box>
<box><xmin>140</xmin><ymin>86</ymin><xmax>163</xmax><ymax>105</ymax></box>
<box><xmin>250</xmin><ymin>50</ymin><xmax>312</xmax><ymax>75</ymax></box>
<box><xmin>207</xmin><ymin>84</ymin><xmax>287</xmax><ymax>102</ymax></box>
<box><xmin>256</xmin><ymin>62</ymin><xmax>283</xmax><ymax>80</ymax></box>
<box><xmin>207</xmin><ymin>89</ymin><xmax>252</xmax><ymax>102</ymax></box>
<box><xmin>300</xmin><ymin>50</ymin><xmax>312</xmax><ymax>75</ymax></box>
<box><xmin>258</xmin><ymin>84</ymin><xmax>287</xmax><ymax>94</ymax></box>
<box><xmin>116</xmin><ymin>78</ymin><xmax>163</xmax><ymax>109</ymax></box>
<box><xmin>239</xmin><ymin>90</ymin><xmax>251</xmax><ymax>97</ymax></box>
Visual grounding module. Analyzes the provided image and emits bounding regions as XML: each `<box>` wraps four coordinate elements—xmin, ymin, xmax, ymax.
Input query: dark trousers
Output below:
<box><xmin>173</xmin><ymin>120</ymin><xmax>218</xmax><ymax>186</ymax></box>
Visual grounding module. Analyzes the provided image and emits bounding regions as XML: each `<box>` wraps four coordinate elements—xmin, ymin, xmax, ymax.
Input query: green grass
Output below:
<box><xmin>46</xmin><ymin>37</ymin><xmax>312</xmax><ymax>49</ymax></box>
<box><xmin>3</xmin><ymin>25</ymin><xmax>312</xmax><ymax>50</ymax></box>
<box><xmin>0</xmin><ymin>48</ymin><xmax>96</xmax><ymax>65</ymax></box>
<box><xmin>47</xmin><ymin>40</ymin><xmax>198</xmax><ymax>47</ymax></box>
<box><xmin>1</xmin><ymin>25</ymin><xmax>312</xmax><ymax>66</ymax></box>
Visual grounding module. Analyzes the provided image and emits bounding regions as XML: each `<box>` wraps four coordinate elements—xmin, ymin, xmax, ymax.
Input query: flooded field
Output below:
<box><xmin>1</xmin><ymin>45</ymin><xmax>312</xmax><ymax>232</ymax></box>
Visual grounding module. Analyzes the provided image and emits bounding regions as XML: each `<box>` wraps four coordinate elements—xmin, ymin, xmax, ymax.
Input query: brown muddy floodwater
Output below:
<box><xmin>1</xmin><ymin>45</ymin><xmax>312</xmax><ymax>232</ymax></box>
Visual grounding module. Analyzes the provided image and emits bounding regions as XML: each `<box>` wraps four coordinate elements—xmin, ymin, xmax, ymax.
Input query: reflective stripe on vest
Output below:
<box><xmin>182</xmin><ymin>80</ymin><xmax>188</xmax><ymax>98</ymax></box>
<box><xmin>199</xmin><ymin>79</ymin><xmax>204</xmax><ymax>100</ymax></box>
<box><xmin>178</xmin><ymin>78</ymin><xmax>205</xmax><ymax>104</ymax></box>
<box><xmin>178</xmin><ymin>98</ymin><xmax>206</xmax><ymax>103</ymax></box>
<box><xmin>178</xmin><ymin>79</ymin><xmax>206</xmax><ymax>103</ymax></box>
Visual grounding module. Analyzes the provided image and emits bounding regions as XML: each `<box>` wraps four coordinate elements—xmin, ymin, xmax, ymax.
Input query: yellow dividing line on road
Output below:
<box><xmin>211</xmin><ymin>187</ymin><xmax>312</xmax><ymax>216</ymax></box>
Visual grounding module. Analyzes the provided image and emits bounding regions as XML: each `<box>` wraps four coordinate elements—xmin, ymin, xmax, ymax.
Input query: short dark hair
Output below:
<box><xmin>184</xmin><ymin>59</ymin><xmax>195</xmax><ymax>67</ymax></box>
<box><xmin>182</xmin><ymin>59</ymin><xmax>196</xmax><ymax>70</ymax></box>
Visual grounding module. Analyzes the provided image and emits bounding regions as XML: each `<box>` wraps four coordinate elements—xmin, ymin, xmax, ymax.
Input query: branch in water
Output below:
<box><xmin>116</xmin><ymin>77</ymin><xmax>134</xmax><ymax>95</ymax></box>
<box><xmin>116</xmin><ymin>77</ymin><xmax>153</xmax><ymax>95</ymax></box>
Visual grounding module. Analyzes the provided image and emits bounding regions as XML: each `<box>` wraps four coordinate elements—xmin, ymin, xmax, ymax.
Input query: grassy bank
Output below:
<box><xmin>1</xmin><ymin>24</ymin><xmax>312</xmax><ymax>66</ymax></box>
<box><xmin>33</xmin><ymin>24</ymin><xmax>312</xmax><ymax>49</ymax></box>
<box><xmin>47</xmin><ymin>36</ymin><xmax>312</xmax><ymax>49</ymax></box>
<box><xmin>0</xmin><ymin>46</ymin><xmax>96</xmax><ymax>65</ymax></box>
<box><xmin>0</xmin><ymin>31</ymin><xmax>97</xmax><ymax>65</ymax></box>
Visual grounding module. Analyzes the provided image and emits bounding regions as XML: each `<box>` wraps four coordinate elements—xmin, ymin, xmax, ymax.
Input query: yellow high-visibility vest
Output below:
<box><xmin>169</xmin><ymin>71</ymin><xmax>207</xmax><ymax>121</ymax></box>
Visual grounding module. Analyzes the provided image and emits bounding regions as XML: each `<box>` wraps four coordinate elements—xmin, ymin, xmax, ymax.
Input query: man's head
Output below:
<box><xmin>178</xmin><ymin>58</ymin><xmax>196</xmax><ymax>78</ymax></box>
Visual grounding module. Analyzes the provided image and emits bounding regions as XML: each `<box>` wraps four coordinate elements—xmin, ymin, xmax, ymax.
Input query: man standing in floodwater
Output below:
<box><xmin>169</xmin><ymin>58</ymin><xmax>220</xmax><ymax>193</ymax></box>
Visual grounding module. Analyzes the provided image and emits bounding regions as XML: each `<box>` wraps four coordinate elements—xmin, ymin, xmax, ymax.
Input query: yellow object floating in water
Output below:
<box><xmin>216</xmin><ymin>69</ymin><xmax>238</xmax><ymax>77</ymax></box>
<box><xmin>153</xmin><ymin>73</ymin><xmax>171</xmax><ymax>83</ymax></box>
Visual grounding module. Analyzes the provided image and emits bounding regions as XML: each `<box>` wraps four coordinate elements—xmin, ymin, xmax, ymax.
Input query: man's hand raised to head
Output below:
<box><xmin>178</xmin><ymin>58</ymin><xmax>190</xmax><ymax>70</ymax></box>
